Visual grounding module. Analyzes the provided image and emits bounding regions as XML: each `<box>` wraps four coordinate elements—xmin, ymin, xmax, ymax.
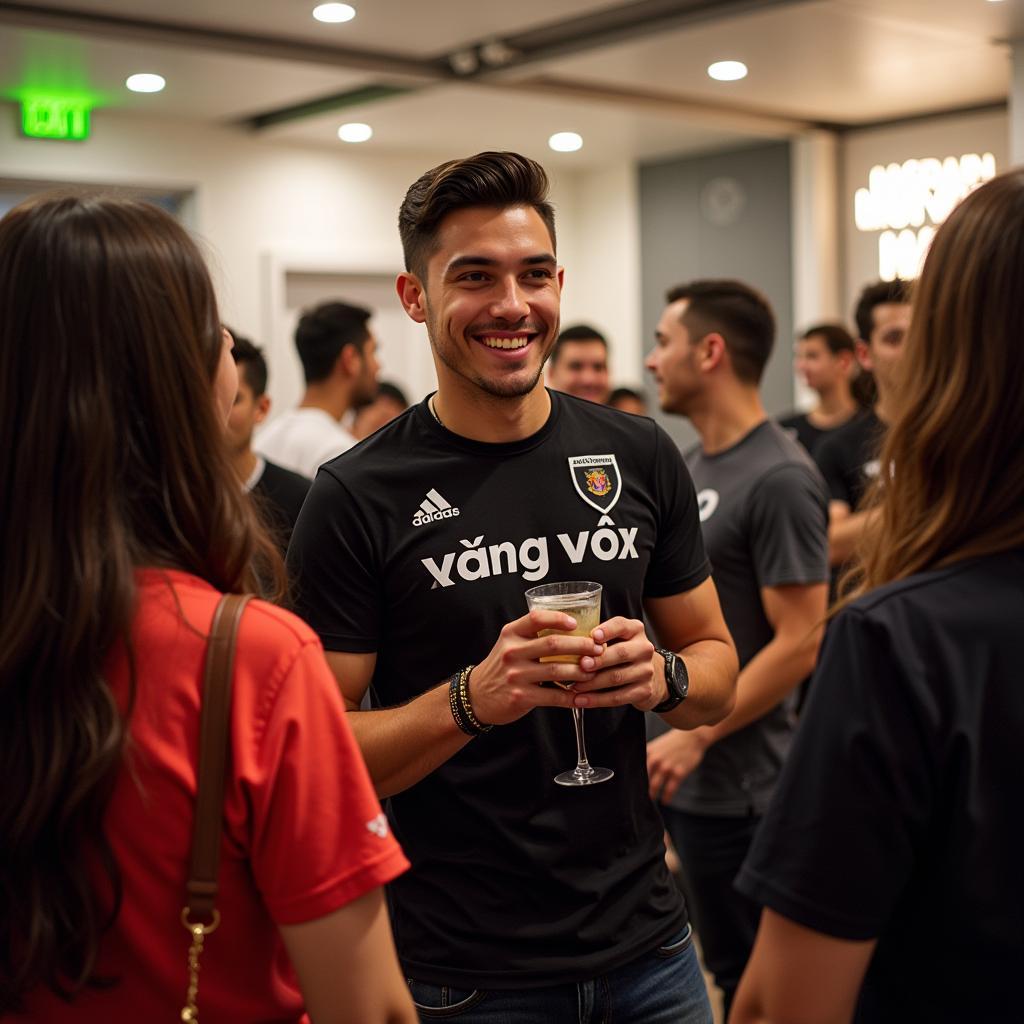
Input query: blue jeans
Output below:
<box><xmin>406</xmin><ymin>924</ymin><xmax>713</xmax><ymax>1023</ymax></box>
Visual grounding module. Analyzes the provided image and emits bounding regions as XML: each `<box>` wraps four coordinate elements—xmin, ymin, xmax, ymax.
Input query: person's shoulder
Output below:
<box><xmin>135</xmin><ymin>571</ymin><xmax>320</xmax><ymax>658</ymax></box>
<box><xmin>814</xmin><ymin>411</ymin><xmax>870</xmax><ymax>461</ymax></box>
<box><xmin>558</xmin><ymin>391</ymin><xmax>655</xmax><ymax>428</ymax></box>
<box><xmin>851</xmin><ymin>551</ymin><xmax>1023</xmax><ymax>623</ymax></box>
<box><xmin>777</xmin><ymin>410</ymin><xmax>806</xmax><ymax>429</ymax></box>
<box><xmin>320</xmin><ymin>404</ymin><xmax>419</xmax><ymax>478</ymax></box>
<box><xmin>554</xmin><ymin>390</ymin><xmax>668</xmax><ymax>456</ymax></box>
<box><xmin>730</xmin><ymin>421</ymin><xmax>817</xmax><ymax>478</ymax></box>
<box><xmin>232</xmin><ymin>598</ymin><xmax>324</xmax><ymax>676</ymax></box>
<box><xmin>260</xmin><ymin>459</ymin><xmax>311</xmax><ymax>495</ymax></box>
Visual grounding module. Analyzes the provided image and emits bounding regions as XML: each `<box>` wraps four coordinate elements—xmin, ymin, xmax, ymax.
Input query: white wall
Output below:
<box><xmin>1</xmin><ymin>103</ymin><xmax>643</xmax><ymax>415</ymax></box>
<box><xmin>840</xmin><ymin>108</ymin><xmax>1008</xmax><ymax>317</ymax></box>
<box><xmin>555</xmin><ymin>160</ymin><xmax>643</xmax><ymax>389</ymax></box>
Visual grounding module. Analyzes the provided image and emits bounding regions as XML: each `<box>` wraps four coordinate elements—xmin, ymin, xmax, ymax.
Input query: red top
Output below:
<box><xmin>23</xmin><ymin>569</ymin><xmax>408</xmax><ymax>1022</ymax></box>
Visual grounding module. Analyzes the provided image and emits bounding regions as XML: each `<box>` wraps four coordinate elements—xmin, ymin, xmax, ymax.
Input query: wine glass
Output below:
<box><xmin>525</xmin><ymin>581</ymin><xmax>614</xmax><ymax>787</ymax></box>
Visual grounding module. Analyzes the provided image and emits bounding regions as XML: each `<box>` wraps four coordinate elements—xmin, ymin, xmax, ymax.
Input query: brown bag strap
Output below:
<box><xmin>185</xmin><ymin>592</ymin><xmax>252</xmax><ymax>923</ymax></box>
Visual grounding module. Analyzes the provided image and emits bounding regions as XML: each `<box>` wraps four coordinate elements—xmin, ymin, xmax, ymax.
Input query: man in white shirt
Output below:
<box><xmin>256</xmin><ymin>300</ymin><xmax>380</xmax><ymax>477</ymax></box>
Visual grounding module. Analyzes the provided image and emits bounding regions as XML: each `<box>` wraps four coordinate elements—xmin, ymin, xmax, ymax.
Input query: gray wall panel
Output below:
<box><xmin>638</xmin><ymin>142</ymin><xmax>793</xmax><ymax>450</ymax></box>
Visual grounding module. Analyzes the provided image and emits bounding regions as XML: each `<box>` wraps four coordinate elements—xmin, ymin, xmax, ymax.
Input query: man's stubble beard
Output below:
<box><xmin>425</xmin><ymin>309</ymin><xmax>554</xmax><ymax>400</ymax></box>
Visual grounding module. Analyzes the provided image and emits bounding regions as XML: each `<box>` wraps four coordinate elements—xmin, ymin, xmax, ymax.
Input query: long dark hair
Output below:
<box><xmin>841</xmin><ymin>171</ymin><xmax>1024</xmax><ymax>599</ymax></box>
<box><xmin>0</xmin><ymin>194</ymin><xmax>283</xmax><ymax>1007</ymax></box>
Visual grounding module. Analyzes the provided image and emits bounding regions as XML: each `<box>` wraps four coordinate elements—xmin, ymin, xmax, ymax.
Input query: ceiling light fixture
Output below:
<box><xmin>313</xmin><ymin>3</ymin><xmax>356</xmax><ymax>23</ymax></box>
<box><xmin>707</xmin><ymin>60</ymin><xmax>748</xmax><ymax>82</ymax></box>
<box><xmin>338</xmin><ymin>122</ymin><xmax>372</xmax><ymax>143</ymax></box>
<box><xmin>125</xmin><ymin>73</ymin><xmax>166</xmax><ymax>93</ymax></box>
<box><xmin>549</xmin><ymin>132</ymin><xmax>583</xmax><ymax>153</ymax></box>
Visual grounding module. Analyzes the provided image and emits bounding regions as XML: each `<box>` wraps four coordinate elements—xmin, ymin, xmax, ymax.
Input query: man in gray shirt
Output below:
<box><xmin>645</xmin><ymin>280</ymin><xmax>829</xmax><ymax>1015</ymax></box>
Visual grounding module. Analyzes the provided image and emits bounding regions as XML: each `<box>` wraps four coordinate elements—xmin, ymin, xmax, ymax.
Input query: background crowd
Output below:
<box><xmin>0</xmin><ymin>151</ymin><xmax>1021</xmax><ymax>1024</ymax></box>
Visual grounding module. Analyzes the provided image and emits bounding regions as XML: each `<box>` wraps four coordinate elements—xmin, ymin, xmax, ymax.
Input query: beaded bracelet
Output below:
<box><xmin>448</xmin><ymin>665</ymin><xmax>492</xmax><ymax>737</ymax></box>
<box><xmin>458</xmin><ymin>665</ymin><xmax>492</xmax><ymax>734</ymax></box>
<box><xmin>448</xmin><ymin>671</ymin><xmax>473</xmax><ymax>735</ymax></box>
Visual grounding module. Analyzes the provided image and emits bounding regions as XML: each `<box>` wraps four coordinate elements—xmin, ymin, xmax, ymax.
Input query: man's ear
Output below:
<box><xmin>397</xmin><ymin>272</ymin><xmax>427</xmax><ymax>324</ymax></box>
<box><xmin>336</xmin><ymin>344</ymin><xmax>362</xmax><ymax>377</ymax></box>
<box><xmin>254</xmin><ymin>393</ymin><xmax>271</xmax><ymax>426</ymax></box>
<box><xmin>855</xmin><ymin>338</ymin><xmax>873</xmax><ymax>373</ymax></box>
<box><xmin>700</xmin><ymin>332</ymin><xmax>727</xmax><ymax>373</ymax></box>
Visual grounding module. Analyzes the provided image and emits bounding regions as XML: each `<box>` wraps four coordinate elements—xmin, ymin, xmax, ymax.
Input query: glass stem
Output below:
<box><xmin>572</xmin><ymin>707</ymin><xmax>594</xmax><ymax>776</ymax></box>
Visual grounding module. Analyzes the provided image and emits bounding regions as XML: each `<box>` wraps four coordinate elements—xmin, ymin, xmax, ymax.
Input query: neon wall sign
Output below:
<box><xmin>854</xmin><ymin>152</ymin><xmax>996</xmax><ymax>280</ymax></box>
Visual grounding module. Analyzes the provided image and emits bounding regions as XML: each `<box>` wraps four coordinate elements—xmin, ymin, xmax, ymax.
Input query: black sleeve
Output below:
<box><xmin>286</xmin><ymin>469</ymin><xmax>382</xmax><ymax>653</ymax></box>
<box><xmin>643</xmin><ymin>423</ymin><xmax>710</xmax><ymax>598</ymax></box>
<box><xmin>735</xmin><ymin>607</ymin><xmax>933</xmax><ymax>940</ymax></box>
<box><xmin>814</xmin><ymin>434</ymin><xmax>852</xmax><ymax>506</ymax></box>
<box><xmin>747</xmin><ymin>463</ymin><xmax>829</xmax><ymax>588</ymax></box>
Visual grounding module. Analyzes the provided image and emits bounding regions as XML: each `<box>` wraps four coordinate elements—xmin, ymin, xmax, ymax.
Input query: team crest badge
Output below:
<box><xmin>568</xmin><ymin>454</ymin><xmax>622</xmax><ymax>514</ymax></box>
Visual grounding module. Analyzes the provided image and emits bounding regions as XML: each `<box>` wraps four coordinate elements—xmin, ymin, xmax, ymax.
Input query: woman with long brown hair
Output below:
<box><xmin>0</xmin><ymin>194</ymin><xmax>416</xmax><ymax>1022</ymax></box>
<box><xmin>729</xmin><ymin>170</ymin><xmax>1024</xmax><ymax>1022</ymax></box>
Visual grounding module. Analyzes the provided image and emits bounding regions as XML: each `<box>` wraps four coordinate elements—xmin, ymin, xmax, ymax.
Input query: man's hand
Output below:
<box><xmin>469</xmin><ymin>609</ymin><xmax>604</xmax><ymax>726</ymax></box>
<box><xmin>569</xmin><ymin>617</ymin><xmax>666</xmax><ymax>712</ymax></box>
<box><xmin>647</xmin><ymin>729</ymin><xmax>711</xmax><ymax>803</ymax></box>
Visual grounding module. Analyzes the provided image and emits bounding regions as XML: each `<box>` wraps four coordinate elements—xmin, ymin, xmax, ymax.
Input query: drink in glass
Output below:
<box><xmin>525</xmin><ymin>581</ymin><xmax>613</xmax><ymax>786</ymax></box>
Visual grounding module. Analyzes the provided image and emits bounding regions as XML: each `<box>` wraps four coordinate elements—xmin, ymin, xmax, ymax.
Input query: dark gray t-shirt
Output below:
<box><xmin>649</xmin><ymin>420</ymin><xmax>829</xmax><ymax>816</ymax></box>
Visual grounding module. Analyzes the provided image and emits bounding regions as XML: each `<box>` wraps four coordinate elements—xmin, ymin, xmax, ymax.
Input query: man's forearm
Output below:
<box><xmin>347</xmin><ymin>683</ymin><xmax>471</xmax><ymax>798</ymax></box>
<box><xmin>660</xmin><ymin>637</ymin><xmax>738</xmax><ymax>730</ymax></box>
<box><xmin>696</xmin><ymin>630</ymin><xmax>818</xmax><ymax>744</ymax></box>
<box><xmin>829</xmin><ymin>508</ymin><xmax>874</xmax><ymax>566</ymax></box>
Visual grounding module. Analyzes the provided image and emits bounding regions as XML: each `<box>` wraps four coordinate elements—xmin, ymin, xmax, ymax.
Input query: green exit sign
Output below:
<box><xmin>21</xmin><ymin>97</ymin><xmax>91</xmax><ymax>140</ymax></box>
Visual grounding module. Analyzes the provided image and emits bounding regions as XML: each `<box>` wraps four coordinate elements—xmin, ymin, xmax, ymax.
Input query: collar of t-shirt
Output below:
<box><xmin>696</xmin><ymin>418</ymin><xmax>772</xmax><ymax>463</ymax></box>
<box><xmin>417</xmin><ymin>388</ymin><xmax>563</xmax><ymax>458</ymax></box>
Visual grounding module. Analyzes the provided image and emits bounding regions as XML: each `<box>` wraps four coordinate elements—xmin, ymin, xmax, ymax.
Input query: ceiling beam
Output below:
<box><xmin>0</xmin><ymin>2</ymin><xmax>441</xmax><ymax>80</ymax></box>
<box><xmin>437</xmin><ymin>0</ymin><xmax>816</xmax><ymax>78</ymax></box>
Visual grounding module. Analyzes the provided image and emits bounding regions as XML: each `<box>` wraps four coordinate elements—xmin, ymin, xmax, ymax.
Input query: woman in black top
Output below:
<box><xmin>731</xmin><ymin>171</ymin><xmax>1024</xmax><ymax>1022</ymax></box>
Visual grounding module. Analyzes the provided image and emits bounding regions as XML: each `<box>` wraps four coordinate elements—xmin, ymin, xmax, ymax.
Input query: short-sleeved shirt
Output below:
<box><xmin>287</xmin><ymin>391</ymin><xmax>710</xmax><ymax>989</ymax></box>
<box><xmin>649</xmin><ymin>421</ymin><xmax>829</xmax><ymax>816</ymax></box>
<box><xmin>736</xmin><ymin>550</ymin><xmax>1024</xmax><ymax>1021</ymax></box>
<box><xmin>814</xmin><ymin>409</ymin><xmax>886</xmax><ymax>510</ymax></box>
<box><xmin>777</xmin><ymin>410</ymin><xmax>857</xmax><ymax>458</ymax></box>
<box><xmin>256</xmin><ymin>407</ymin><xmax>357</xmax><ymax>478</ymax></box>
<box><xmin>23</xmin><ymin>569</ymin><xmax>408</xmax><ymax>1022</ymax></box>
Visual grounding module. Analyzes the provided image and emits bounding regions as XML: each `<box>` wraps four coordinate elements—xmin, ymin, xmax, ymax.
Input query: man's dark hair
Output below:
<box><xmin>398</xmin><ymin>151</ymin><xmax>556</xmax><ymax>280</ymax></box>
<box><xmin>665</xmin><ymin>279</ymin><xmax>776</xmax><ymax>385</ymax></box>
<box><xmin>551</xmin><ymin>324</ymin><xmax>607</xmax><ymax>366</ymax></box>
<box><xmin>854</xmin><ymin>279</ymin><xmax>907</xmax><ymax>342</ymax></box>
<box><xmin>609</xmin><ymin>386</ymin><xmax>644</xmax><ymax>405</ymax></box>
<box><xmin>377</xmin><ymin>381</ymin><xmax>409</xmax><ymax>407</ymax></box>
<box><xmin>226</xmin><ymin>329</ymin><xmax>268</xmax><ymax>397</ymax></box>
<box><xmin>799</xmin><ymin>322</ymin><xmax>855</xmax><ymax>355</ymax></box>
<box><xmin>295</xmin><ymin>301</ymin><xmax>372</xmax><ymax>385</ymax></box>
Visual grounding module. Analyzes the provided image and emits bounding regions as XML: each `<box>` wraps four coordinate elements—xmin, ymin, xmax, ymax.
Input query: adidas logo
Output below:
<box><xmin>412</xmin><ymin>488</ymin><xmax>461</xmax><ymax>527</ymax></box>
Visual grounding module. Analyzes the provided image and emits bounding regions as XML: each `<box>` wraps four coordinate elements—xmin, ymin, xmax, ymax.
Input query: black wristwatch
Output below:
<box><xmin>652</xmin><ymin>648</ymin><xmax>689</xmax><ymax>713</ymax></box>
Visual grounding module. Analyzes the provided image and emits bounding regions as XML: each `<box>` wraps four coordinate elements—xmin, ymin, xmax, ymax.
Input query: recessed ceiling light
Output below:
<box><xmin>126</xmin><ymin>73</ymin><xmax>166</xmax><ymax>93</ymax></box>
<box><xmin>707</xmin><ymin>60</ymin><xmax>748</xmax><ymax>82</ymax></box>
<box><xmin>549</xmin><ymin>131</ymin><xmax>583</xmax><ymax>153</ymax></box>
<box><xmin>338</xmin><ymin>122</ymin><xmax>372</xmax><ymax>143</ymax></box>
<box><xmin>313</xmin><ymin>3</ymin><xmax>356</xmax><ymax>22</ymax></box>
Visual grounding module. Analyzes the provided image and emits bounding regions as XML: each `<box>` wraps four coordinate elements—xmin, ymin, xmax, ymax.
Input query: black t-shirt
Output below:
<box><xmin>777</xmin><ymin>410</ymin><xmax>858</xmax><ymax>458</ymax></box>
<box><xmin>736</xmin><ymin>550</ymin><xmax>1024</xmax><ymax>1021</ymax></box>
<box><xmin>649</xmin><ymin>421</ymin><xmax>829</xmax><ymax>816</ymax></box>
<box><xmin>288</xmin><ymin>391</ymin><xmax>710</xmax><ymax>988</ymax></box>
<box><xmin>814</xmin><ymin>409</ymin><xmax>885</xmax><ymax>510</ymax></box>
<box><xmin>251</xmin><ymin>458</ymin><xmax>311</xmax><ymax>552</ymax></box>
<box><xmin>778</xmin><ymin>411</ymin><xmax>824</xmax><ymax>455</ymax></box>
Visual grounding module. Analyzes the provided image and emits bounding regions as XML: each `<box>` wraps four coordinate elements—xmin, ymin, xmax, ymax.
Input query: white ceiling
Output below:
<box><xmin>0</xmin><ymin>0</ymin><xmax>1015</xmax><ymax>163</ymax></box>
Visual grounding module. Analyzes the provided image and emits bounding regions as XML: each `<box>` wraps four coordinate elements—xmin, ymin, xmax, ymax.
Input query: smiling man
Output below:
<box><xmin>547</xmin><ymin>324</ymin><xmax>612</xmax><ymax>404</ymax></box>
<box><xmin>287</xmin><ymin>152</ymin><xmax>738</xmax><ymax>1023</ymax></box>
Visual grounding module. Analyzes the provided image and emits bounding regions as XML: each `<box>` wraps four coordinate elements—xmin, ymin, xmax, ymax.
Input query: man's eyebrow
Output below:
<box><xmin>445</xmin><ymin>253</ymin><xmax>557</xmax><ymax>273</ymax></box>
